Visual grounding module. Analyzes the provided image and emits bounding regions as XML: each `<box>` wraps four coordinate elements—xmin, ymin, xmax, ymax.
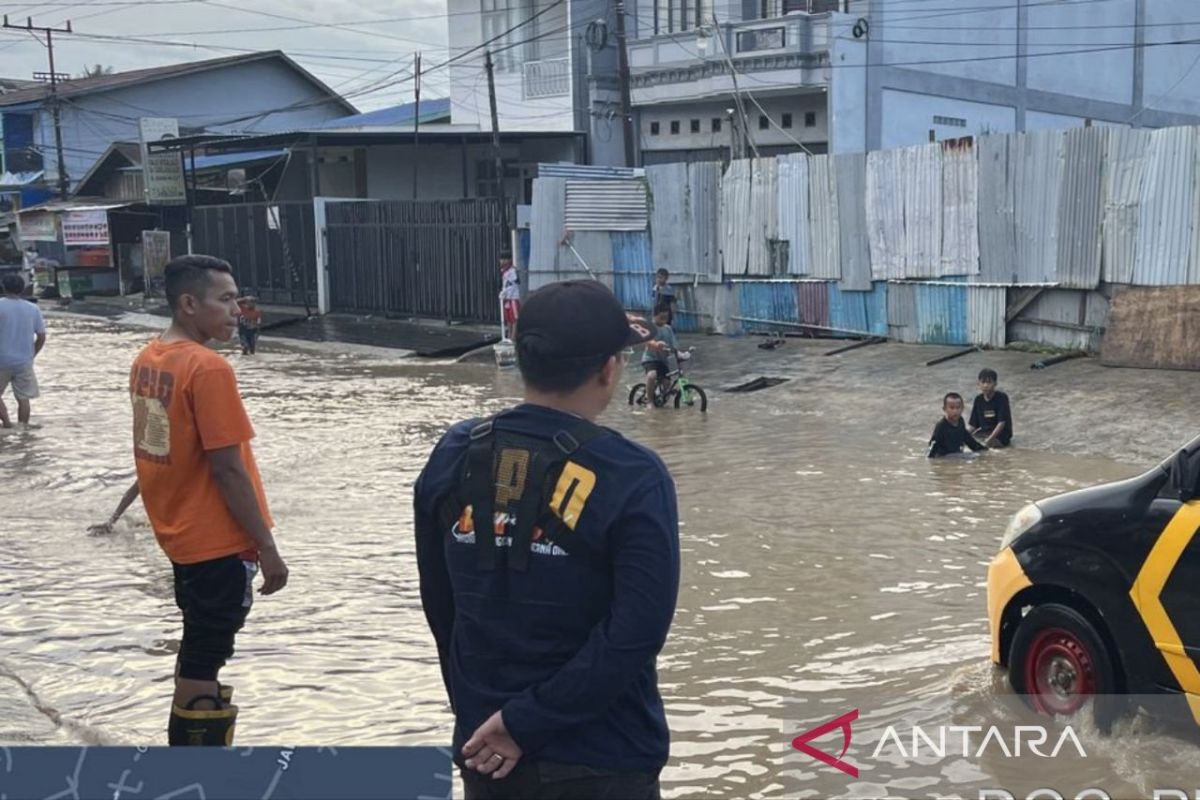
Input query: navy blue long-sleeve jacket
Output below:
<box><xmin>414</xmin><ymin>404</ymin><xmax>680</xmax><ymax>773</ymax></box>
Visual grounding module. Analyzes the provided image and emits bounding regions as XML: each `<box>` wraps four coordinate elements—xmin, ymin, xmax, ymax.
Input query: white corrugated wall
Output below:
<box><xmin>777</xmin><ymin>153</ymin><xmax>811</xmax><ymax>275</ymax></box>
<box><xmin>747</xmin><ymin>158</ymin><xmax>778</xmax><ymax>276</ymax></box>
<box><xmin>1134</xmin><ymin>126</ymin><xmax>1196</xmax><ymax>286</ymax></box>
<box><xmin>941</xmin><ymin>139</ymin><xmax>980</xmax><ymax>277</ymax></box>
<box><xmin>721</xmin><ymin>159</ymin><xmax>753</xmax><ymax>275</ymax></box>
<box><xmin>867</xmin><ymin>148</ymin><xmax>905</xmax><ymax>280</ymax></box>
<box><xmin>1014</xmin><ymin>129</ymin><xmax>1065</xmax><ymax>284</ymax></box>
<box><xmin>1101</xmin><ymin>128</ymin><xmax>1149</xmax><ymax>285</ymax></box>
<box><xmin>808</xmin><ymin>154</ymin><xmax>841</xmax><ymax>280</ymax></box>
<box><xmin>903</xmin><ymin>143</ymin><xmax>944</xmax><ymax>278</ymax></box>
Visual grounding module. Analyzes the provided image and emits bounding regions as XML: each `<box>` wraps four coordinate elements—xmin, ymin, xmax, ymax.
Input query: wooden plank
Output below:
<box><xmin>1005</xmin><ymin>286</ymin><xmax>1046</xmax><ymax>322</ymax></box>
<box><xmin>1101</xmin><ymin>286</ymin><xmax>1200</xmax><ymax>370</ymax></box>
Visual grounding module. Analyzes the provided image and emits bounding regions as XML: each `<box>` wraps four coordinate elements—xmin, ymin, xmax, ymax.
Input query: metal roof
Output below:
<box><xmin>114</xmin><ymin>149</ymin><xmax>290</xmax><ymax>172</ymax></box>
<box><xmin>148</xmin><ymin>127</ymin><xmax>584</xmax><ymax>153</ymax></box>
<box><xmin>18</xmin><ymin>200</ymin><xmax>134</xmax><ymax>213</ymax></box>
<box><xmin>321</xmin><ymin>98</ymin><xmax>450</xmax><ymax>129</ymax></box>
<box><xmin>0</xmin><ymin>51</ymin><xmax>356</xmax><ymax>114</ymax></box>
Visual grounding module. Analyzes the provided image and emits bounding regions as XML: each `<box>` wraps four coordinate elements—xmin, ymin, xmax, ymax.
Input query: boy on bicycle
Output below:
<box><xmin>642</xmin><ymin>304</ymin><xmax>679</xmax><ymax>407</ymax></box>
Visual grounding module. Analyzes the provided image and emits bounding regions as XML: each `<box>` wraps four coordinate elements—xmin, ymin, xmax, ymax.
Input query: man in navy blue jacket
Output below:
<box><xmin>415</xmin><ymin>281</ymin><xmax>680</xmax><ymax>799</ymax></box>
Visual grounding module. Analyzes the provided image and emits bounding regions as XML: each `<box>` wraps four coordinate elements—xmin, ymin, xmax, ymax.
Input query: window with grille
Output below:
<box><xmin>482</xmin><ymin>0</ymin><xmax>539</xmax><ymax>72</ymax></box>
<box><xmin>933</xmin><ymin>115</ymin><xmax>968</xmax><ymax>128</ymax></box>
<box><xmin>655</xmin><ymin>0</ymin><xmax>707</xmax><ymax>35</ymax></box>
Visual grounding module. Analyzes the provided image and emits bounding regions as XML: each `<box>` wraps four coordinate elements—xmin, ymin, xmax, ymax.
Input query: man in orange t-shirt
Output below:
<box><xmin>127</xmin><ymin>254</ymin><xmax>289</xmax><ymax>746</ymax></box>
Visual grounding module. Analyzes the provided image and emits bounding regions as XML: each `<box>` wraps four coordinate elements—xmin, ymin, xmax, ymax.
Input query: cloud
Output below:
<box><xmin>0</xmin><ymin>0</ymin><xmax>451</xmax><ymax>112</ymax></box>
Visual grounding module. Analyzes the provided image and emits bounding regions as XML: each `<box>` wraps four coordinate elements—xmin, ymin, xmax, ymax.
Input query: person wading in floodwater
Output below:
<box><xmin>126</xmin><ymin>255</ymin><xmax>288</xmax><ymax>745</ymax></box>
<box><xmin>414</xmin><ymin>280</ymin><xmax>680</xmax><ymax>799</ymax></box>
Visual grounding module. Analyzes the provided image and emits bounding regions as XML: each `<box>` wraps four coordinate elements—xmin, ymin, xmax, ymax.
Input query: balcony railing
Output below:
<box><xmin>523</xmin><ymin>58</ymin><xmax>570</xmax><ymax>100</ymax></box>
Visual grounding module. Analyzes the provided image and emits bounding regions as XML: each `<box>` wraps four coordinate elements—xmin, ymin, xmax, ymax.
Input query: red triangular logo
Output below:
<box><xmin>791</xmin><ymin>709</ymin><xmax>859</xmax><ymax>778</ymax></box>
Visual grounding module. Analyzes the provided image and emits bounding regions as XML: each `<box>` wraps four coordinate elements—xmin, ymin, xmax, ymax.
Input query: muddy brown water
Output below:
<box><xmin>2</xmin><ymin>316</ymin><xmax>1197</xmax><ymax>798</ymax></box>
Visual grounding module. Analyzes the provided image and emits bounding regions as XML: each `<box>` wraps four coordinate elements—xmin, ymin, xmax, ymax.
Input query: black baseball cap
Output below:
<box><xmin>516</xmin><ymin>280</ymin><xmax>654</xmax><ymax>361</ymax></box>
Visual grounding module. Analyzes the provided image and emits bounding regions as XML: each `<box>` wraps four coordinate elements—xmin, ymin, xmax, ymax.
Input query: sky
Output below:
<box><xmin>0</xmin><ymin>0</ymin><xmax>453</xmax><ymax>113</ymax></box>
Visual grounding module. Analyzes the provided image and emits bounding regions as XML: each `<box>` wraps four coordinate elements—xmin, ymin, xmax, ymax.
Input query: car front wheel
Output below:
<box><xmin>1008</xmin><ymin>603</ymin><xmax>1118</xmax><ymax>720</ymax></box>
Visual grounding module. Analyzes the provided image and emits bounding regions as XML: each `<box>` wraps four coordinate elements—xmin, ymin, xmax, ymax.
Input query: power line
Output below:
<box><xmin>109</xmin><ymin>6</ymin><xmax>507</xmax><ymax>38</ymax></box>
<box><xmin>883</xmin><ymin>20</ymin><xmax>1200</xmax><ymax>32</ymax></box>
<box><xmin>196</xmin><ymin>0</ymin><xmax>447</xmax><ymax>49</ymax></box>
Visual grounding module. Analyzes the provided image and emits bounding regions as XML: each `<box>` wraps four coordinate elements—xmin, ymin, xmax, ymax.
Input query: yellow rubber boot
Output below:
<box><xmin>167</xmin><ymin>695</ymin><xmax>239</xmax><ymax>746</ymax></box>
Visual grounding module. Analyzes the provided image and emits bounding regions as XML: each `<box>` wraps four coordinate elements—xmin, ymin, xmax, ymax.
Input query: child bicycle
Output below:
<box><xmin>628</xmin><ymin>348</ymin><xmax>708</xmax><ymax>412</ymax></box>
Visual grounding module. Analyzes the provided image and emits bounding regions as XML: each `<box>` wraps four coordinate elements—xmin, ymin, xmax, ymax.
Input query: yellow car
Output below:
<box><xmin>987</xmin><ymin>437</ymin><xmax>1200</xmax><ymax>725</ymax></box>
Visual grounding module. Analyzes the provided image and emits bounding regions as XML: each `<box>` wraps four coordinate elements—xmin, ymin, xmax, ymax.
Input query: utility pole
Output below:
<box><xmin>614</xmin><ymin>0</ymin><xmax>636</xmax><ymax>167</ymax></box>
<box><xmin>484</xmin><ymin>49</ymin><xmax>509</xmax><ymax>236</ymax></box>
<box><xmin>3</xmin><ymin>15</ymin><xmax>72</xmax><ymax>198</ymax></box>
<box><xmin>411</xmin><ymin>51</ymin><xmax>421</xmax><ymax>201</ymax></box>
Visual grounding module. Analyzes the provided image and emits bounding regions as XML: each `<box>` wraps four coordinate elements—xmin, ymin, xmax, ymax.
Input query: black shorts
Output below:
<box><xmin>644</xmin><ymin>361</ymin><xmax>669</xmax><ymax>380</ymax></box>
<box><xmin>172</xmin><ymin>554</ymin><xmax>257</xmax><ymax>681</ymax></box>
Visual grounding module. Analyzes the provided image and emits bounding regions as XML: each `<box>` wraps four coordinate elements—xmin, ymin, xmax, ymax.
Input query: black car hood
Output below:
<box><xmin>1034</xmin><ymin>464</ymin><xmax>1169</xmax><ymax>520</ymax></box>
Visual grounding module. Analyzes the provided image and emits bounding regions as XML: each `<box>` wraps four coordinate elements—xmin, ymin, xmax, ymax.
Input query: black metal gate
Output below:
<box><xmin>192</xmin><ymin>202</ymin><xmax>316</xmax><ymax>308</ymax></box>
<box><xmin>325</xmin><ymin>199</ymin><xmax>503</xmax><ymax>323</ymax></box>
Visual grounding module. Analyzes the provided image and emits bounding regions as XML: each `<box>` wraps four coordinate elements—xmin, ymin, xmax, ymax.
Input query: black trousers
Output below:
<box><xmin>461</xmin><ymin>761</ymin><xmax>660</xmax><ymax>800</ymax></box>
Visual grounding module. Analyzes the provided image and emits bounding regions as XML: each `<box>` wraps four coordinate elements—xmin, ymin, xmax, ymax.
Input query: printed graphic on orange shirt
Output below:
<box><xmin>131</xmin><ymin>366</ymin><xmax>175</xmax><ymax>465</ymax></box>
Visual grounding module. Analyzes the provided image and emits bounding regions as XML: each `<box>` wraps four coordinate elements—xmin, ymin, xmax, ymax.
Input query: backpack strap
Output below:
<box><xmin>531</xmin><ymin>418</ymin><xmax>614</xmax><ymax>566</ymax></box>
<box><xmin>462</xmin><ymin>417</ymin><xmax>500</xmax><ymax>571</ymax></box>
<box><xmin>458</xmin><ymin>412</ymin><xmax>613</xmax><ymax>572</ymax></box>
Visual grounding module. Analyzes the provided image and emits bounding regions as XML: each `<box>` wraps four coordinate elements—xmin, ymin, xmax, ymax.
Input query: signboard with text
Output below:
<box><xmin>18</xmin><ymin>210</ymin><xmax>58</xmax><ymax>242</ymax></box>
<box><xmin>142</xmin><ymin>229</ymin><xmax>171</xmax><ymax>298</ymax></box>
<box><xmin>139</xmin><ymin>117</ymin><xmax>187</xmax><ymax>205</ymax></box>
<box><xmin>61</xmin><ymin>209</ymin><xmax>110</xmax><ymax>246</ymax></box>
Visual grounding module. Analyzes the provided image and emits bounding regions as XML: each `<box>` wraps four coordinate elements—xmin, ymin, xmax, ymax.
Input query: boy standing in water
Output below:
<box><xmin>237</xmin><ymin>296</ymin><xmax>262</xmax><ymax>355</ymax></box>
<box><xmin>499</xmin><ymin>254</ymin><xmax>520</xmax><ymax>341</ymax></box>
<box><xmin>928</xmin><ymin>392</ymin><xmax>987</xmax><ymax>458</ymax></box>
<box><xmin>130</xmin><ymin>255</ymin><xmax>288</xmax><ymax>745</ymax></box>
<box><xmin>968</xmin><ymin>368</ymin><xmax>1013</xmax><ymax>447</ymax></box>
<box><xmin>652</xmin><ymin>268</ymin><xmax>676</xmax><ymax>326</ymax></box>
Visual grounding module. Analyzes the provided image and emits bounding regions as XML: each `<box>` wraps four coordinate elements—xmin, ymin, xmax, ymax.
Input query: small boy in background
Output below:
<box><xmin>928</xmin><ymin>392</ymin><xmax>987</xmax><ymax>458</ymax></box>
<box><xmin>237</xmin><ymin>296</ymin><xmax>262</xmax><ymax>355</ymax></box>
<box><xmin>499</xmin><ymin>254</ymin><xmax>520</xmax><ymax>341</ymax></box>
<box><xmin>652</xmin><ymin>268</ymin><xmax>676</xmax><ymax>326</ymax></box>
<box><xmin>641</xmin><ymin>303</ymin><xmax>679</xmax><ymax>407</ymax></box>
<box><xmin>968</xmin><ymin>368</ymin><xmax>1013</xmax><ymax>447</ymax></box>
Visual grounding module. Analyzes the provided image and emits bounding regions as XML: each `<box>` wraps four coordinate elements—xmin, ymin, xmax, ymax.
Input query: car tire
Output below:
<box><xmin>1008</xmin><ymin>603</ymin><xmax>1123</xmax><ymax>727</ymax></box>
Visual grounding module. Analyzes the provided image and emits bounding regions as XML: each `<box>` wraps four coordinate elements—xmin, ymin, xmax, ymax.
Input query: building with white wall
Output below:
<box><xmin>626</xmin><ymin>0</ymin><xmax>1200</xmax><ymax>163</ymax></box>
<box><xmin>447</xmin><ymin>0</ymin><xmax>626</xmax><ymax>166</ymax></box>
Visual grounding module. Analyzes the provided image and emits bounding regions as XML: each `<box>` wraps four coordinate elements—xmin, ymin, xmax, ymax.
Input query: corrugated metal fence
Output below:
<box><xmin>527</xmin><ymin>123</ymin><xmax>1200</xmax><ymax>349</ymax></box>
<box><xmin>324</xmin><ymin>199</ymin><xmax>504</xmax><ymax>323</ymax></box>
<box><xmin>192</xmin><ymin>202</ymin><xmax>316</xmax><ymax>307</ymax></box>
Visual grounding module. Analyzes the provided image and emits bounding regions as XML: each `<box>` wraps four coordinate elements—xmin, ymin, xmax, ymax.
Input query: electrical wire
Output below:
<box><xmin>1128</xmin><ymin>47</ymin><xmax>1200</xmax><ymax>124</ymax></box>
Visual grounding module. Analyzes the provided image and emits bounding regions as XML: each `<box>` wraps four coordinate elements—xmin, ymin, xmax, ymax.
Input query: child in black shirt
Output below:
<box><xmin>968</xmin><ymin>368</ymin><xmax>1013</xmax><ymax>447</ymax></box>
<box><xmin>928</xmin><ymin>392</ymin><xmax>987</xmax><ymax>458</ymax></box>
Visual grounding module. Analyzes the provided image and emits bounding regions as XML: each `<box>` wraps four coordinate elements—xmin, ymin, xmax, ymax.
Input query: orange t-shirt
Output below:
<box><xmin>129</xmin><ymin>339</ymin><xmax>273</xmax><ymax>565</ymax></box>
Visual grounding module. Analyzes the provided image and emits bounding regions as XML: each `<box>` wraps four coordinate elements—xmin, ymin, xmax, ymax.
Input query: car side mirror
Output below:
<box><xmin>1163</xmin><ymin>448</ymin><xmax>1200</xmax><ymax>503</ymax></box>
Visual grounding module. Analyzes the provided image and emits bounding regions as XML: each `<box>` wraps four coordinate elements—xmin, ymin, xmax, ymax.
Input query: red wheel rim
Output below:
<box><xmin>1022</xmin><ymin>626</ymin><xmax>1098</xmax><ymax>716</ymax></box>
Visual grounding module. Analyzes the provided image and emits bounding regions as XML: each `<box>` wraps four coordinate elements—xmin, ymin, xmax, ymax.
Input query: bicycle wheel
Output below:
<box><xmin>628</xmin><ymin>384</ymin><xmax>648</xmax><ymax>406</ymax></box>
<box><xmin>674</xmin><ymin>384</ymin><xmax>708</xmax><ymax>412</ymax></box>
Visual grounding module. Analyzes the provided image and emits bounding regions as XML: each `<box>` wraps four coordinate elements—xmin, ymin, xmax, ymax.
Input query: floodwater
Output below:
<box><xmin>2</xmin><ymin>314</ymin><xmax>1197</xmax><ymax>799</ymax></box>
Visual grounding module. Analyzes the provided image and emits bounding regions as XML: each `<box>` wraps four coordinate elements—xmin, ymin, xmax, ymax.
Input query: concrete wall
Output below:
<box><xmin>853</xmin><ymin>0</ymin><xmax>1200</xmax><ymax>152</ymax></box>
<box><xmin>878</xmin><ymin>90</ymin><xmax>1015</xmax><ymax>149</ymax></box>
<box><xmin>447</xmin><ymin>0</ymin><xmax>575</xmax><ymax>133</ymax></box>
<box><xmin>32</xmin><ymin>57</ymin><xmax>349</xmax><ymax>191</ymax></box>
<box><xmin>640</xmin><ymin>94</ymin><xmax>827</xmax><ymax>154</ymax></box>
<box><xmin>363</xmin><ymin>138</ymin><xmax>578</xmax><ymax>202</ymax></box>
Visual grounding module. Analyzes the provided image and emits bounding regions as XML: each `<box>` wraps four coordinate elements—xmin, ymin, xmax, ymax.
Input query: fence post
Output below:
<box><xmin>313</xmin><ymin>197</ymin><xmax>329</xmax><ymax>315</ymax></box>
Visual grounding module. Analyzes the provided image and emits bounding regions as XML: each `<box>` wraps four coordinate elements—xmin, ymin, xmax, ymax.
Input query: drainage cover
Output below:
<box><xmin>724</xmin><ymin>376</ymin><xmax>790</xmax><ymax>393</ymax></box>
